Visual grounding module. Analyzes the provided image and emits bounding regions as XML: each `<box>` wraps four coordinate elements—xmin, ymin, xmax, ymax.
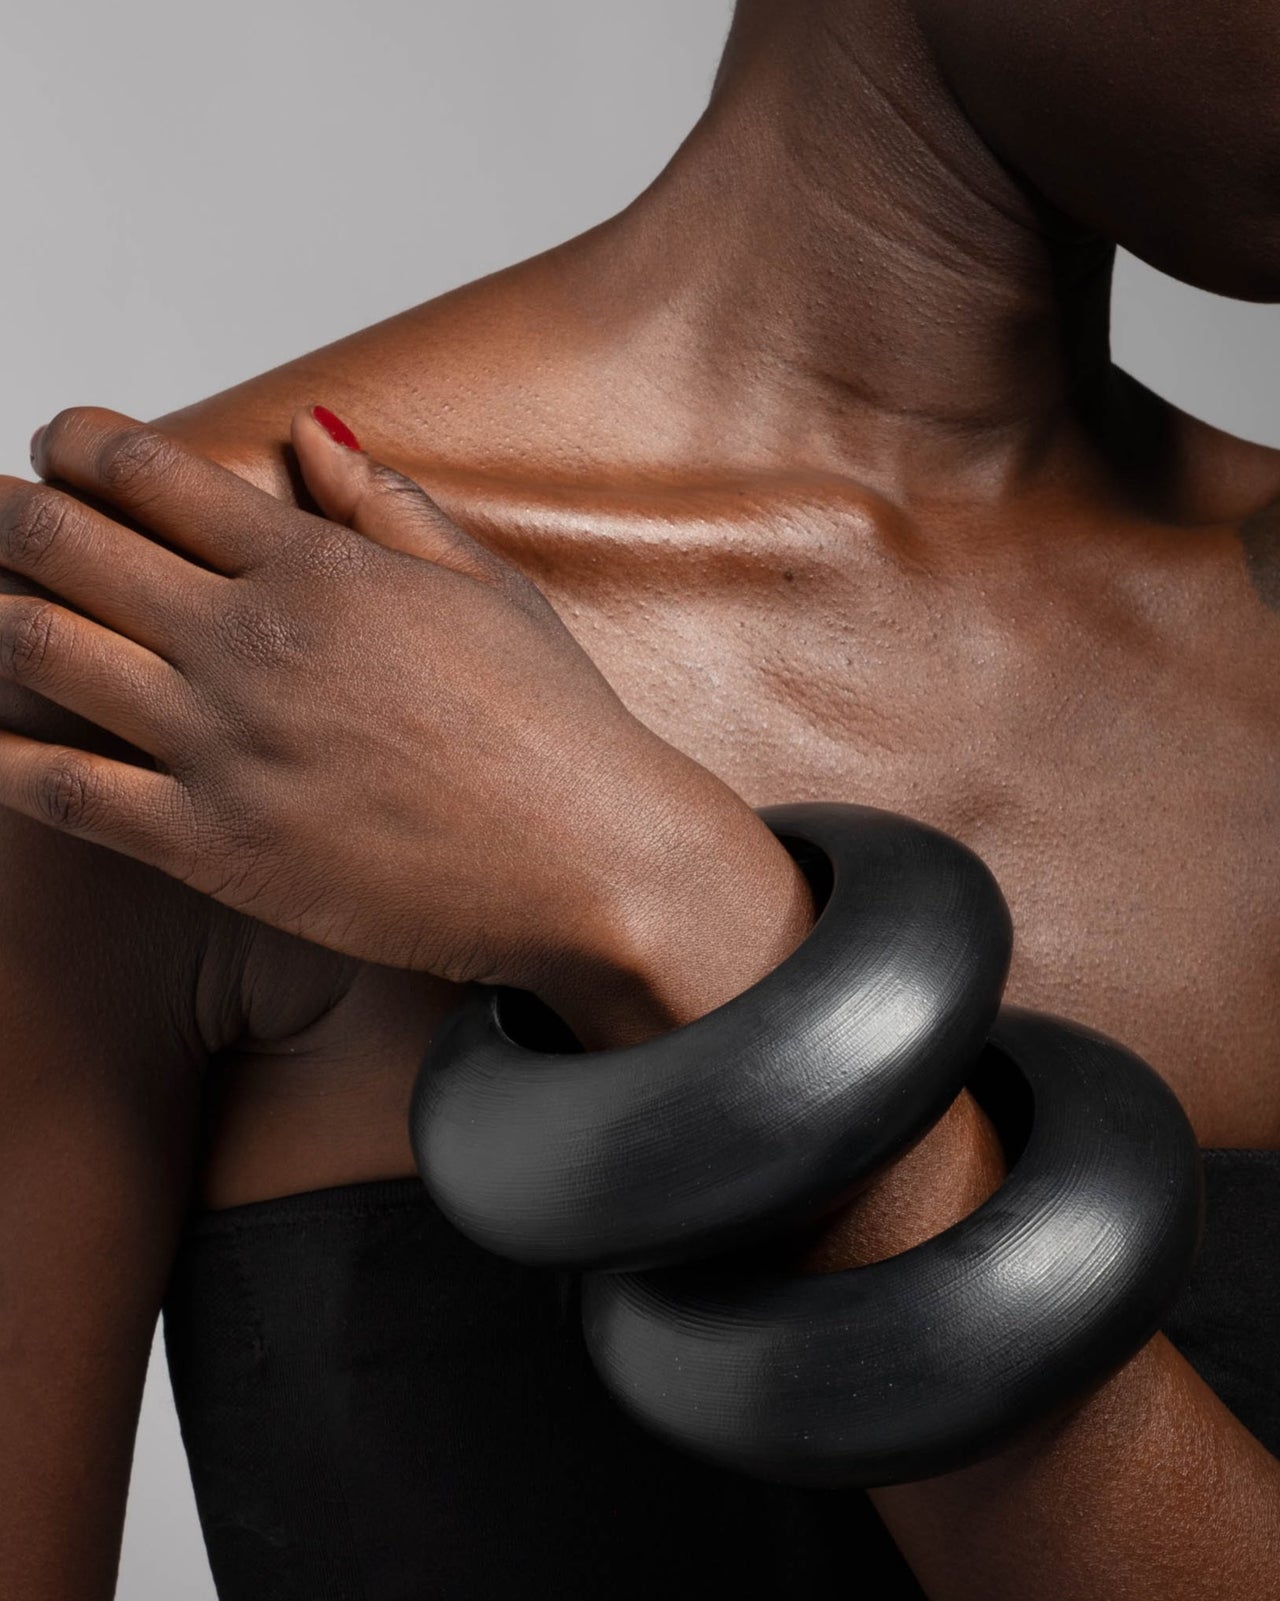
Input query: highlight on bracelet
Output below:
<box><xmin>409</xmin><ymin>801</ymin><xmax>1204</xmax><ymax>1489</ymax></box>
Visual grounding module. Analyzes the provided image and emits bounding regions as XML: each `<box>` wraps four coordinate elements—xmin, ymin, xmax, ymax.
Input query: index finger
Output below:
<box><xmin>30</xmin><ymin>405</ymin><xmax>311</xmax><ymax>575</ymax></box>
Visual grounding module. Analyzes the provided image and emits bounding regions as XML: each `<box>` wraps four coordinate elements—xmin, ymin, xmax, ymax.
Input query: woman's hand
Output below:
<box><xmin>0</xmin><ymin>405</ymin><xmax>814</xmax><ymax>1044</ymax></box>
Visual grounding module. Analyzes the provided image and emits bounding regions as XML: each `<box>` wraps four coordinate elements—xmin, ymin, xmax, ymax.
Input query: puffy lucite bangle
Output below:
<box><xmin>409</xmin><ymin>802</ymin><xmax>1203</xmax><ymax>1487</ymax></box>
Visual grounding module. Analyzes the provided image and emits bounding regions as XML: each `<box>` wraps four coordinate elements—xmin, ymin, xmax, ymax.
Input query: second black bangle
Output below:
<box><xmin>580</xmin><ymin>1006</ymin><xmax>1203</xmax><ymax>1487</ymax></box>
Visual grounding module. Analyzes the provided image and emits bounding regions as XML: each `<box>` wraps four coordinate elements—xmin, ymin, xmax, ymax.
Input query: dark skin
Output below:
<box><xmin>2</xmin><ymin>0</ymin><xmax>1280</xmax><ymax>1594</ymax></box>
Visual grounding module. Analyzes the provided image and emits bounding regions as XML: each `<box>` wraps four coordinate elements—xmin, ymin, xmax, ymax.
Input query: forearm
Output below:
<box><xmin>536</xmin><ymin>775</ymin><xmax>820</xmax><ymax>1050</ymax></box>
<box><xmin>872</xmin><ymin>1328</ymin><xmax>1280</xmax><ymax>1601</ymax></box>
<box><xmin>849</xmin><ymin>1099</ymin><xmax>1280</xmax><ymax>1600</ymax></box>
<box><xmin>545</xmin><ymin>799</ymin><xmax>1280</xmax><ymax>1601</ymax></box>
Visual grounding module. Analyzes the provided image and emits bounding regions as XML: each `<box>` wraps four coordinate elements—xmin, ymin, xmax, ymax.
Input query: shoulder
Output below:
<box><xmin>103</xmin><ymin>270</ymin><xmax>594</xmax><ymax>1043</ymax></box>
<box><xmin>144</xmin><ymin>239</ymin><xmax>628</xmax><ymax>504</ymax></box>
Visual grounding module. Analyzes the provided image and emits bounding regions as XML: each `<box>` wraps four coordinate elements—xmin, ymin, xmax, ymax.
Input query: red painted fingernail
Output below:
<box><xmin>311</xmin><ymin>404</ymin><xmax>361</xmax><ymax>451</ymax></box>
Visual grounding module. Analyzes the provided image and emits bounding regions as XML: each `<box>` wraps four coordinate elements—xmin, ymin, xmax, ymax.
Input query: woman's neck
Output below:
<box><xmin>582</xmin><ymin>0</ymin><xmax>1122</xmax><ymax>502</ymax></box>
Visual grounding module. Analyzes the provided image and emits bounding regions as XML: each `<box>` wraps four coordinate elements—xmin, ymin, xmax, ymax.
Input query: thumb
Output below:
<box><xmin>292</xmin><ymin>402</ymin><xmax>482</xmax><ymax>568</ymax></box>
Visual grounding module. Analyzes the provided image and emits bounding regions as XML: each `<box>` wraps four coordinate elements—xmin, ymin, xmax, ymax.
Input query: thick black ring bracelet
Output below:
<box><xmin>409</xmin><ymin>802</ymin><xmax>1204</xmax><ymax>1487</ymax></box>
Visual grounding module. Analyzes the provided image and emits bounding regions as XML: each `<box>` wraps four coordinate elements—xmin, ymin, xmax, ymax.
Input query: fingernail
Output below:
<box><xmin>29</xmin><ymin>424</ymin><xmax>46</xmax><ymax>465</ymax></box>
<box><xmin>311</xmin><ymin>404</ymin><xmax>361</xmax><ymax>451</ymax></box>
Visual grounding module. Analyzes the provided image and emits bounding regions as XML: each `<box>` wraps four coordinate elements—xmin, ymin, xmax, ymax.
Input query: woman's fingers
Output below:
<box><xmin>0</xmin><ymin>595</ymin><xmax>190</xmax><ymax>759</ymax></box>
<box><xmin>29</xmin><ymin>405</ymin><xmax>303</xmax><ymax>574</ymax></box>
<box><xmin>0</xmin><ymin>727</ymin><xmax>191</xmax><ymax>873</ymax></box>
<box><xmin>292</xmin><ymin>404</ymin><xmax>515</xmax><ymax>581</ymax></box>
<box><xmin>27</xmin><ymin>402</ymin><xmax>518</xmax><ymax>596</ymax></box>
<box><xmin>0</xmin><ymin>475</ymin><xmax>220</xmax><ymax>655</ymax></box>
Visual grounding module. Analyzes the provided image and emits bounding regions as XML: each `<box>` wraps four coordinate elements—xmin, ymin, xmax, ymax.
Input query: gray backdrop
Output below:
<box><xmin>4</xmin><ymin>2</ymin><xmax>1279</xmax><ymax>1595</ymax></box>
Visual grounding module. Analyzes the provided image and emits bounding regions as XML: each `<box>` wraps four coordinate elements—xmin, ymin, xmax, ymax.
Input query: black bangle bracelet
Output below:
<box><xmin>409</xmin><ymin>802</ymin><xmax>1203</xmax><ymax>1487</ymax></box>
<box><xmin>581</xmin><ymin>1007</ymin><xmax>1202</xmax><ymax>1486</ymax></box>
<box><xmin>411</xmin><ymin>803</ymin><xmax>1012</xmax><ymax>1273</ymax></box>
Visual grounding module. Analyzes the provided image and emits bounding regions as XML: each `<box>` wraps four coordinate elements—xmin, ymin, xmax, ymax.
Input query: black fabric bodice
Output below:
<box><xmin>161</xmin><ymin>1149</ymin><xmax>1280</xmax><ymax>1600</ymax></box>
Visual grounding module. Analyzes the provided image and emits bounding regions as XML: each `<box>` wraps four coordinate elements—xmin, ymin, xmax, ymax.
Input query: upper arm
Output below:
<box><xmin>0</xmin><ymin>362</ymin><xmax>378</xmax><ymax>1597</ymax></box>
<box><xmin>0</xmin><ymin>666</ymin><xmax>225</xmax><ymax>1598</ymax></box>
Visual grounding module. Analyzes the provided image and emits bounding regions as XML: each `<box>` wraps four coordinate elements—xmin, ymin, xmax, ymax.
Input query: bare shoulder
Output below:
<box><xmin>127</xmin><ymin>258</ymin><xmax>606</xmax><ymax>1040</ymax></box>
<box><xmin>146</xmin><ymin>234</ymin><xmax>634</xmax><ymax>502</ymax></box>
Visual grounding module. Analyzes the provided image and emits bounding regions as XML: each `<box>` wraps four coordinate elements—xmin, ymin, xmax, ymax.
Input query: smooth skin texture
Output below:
<box><xmin>3</xmin><ymin>0</ymin><xmax>1280</xmax><ymax>1594</ymax></box>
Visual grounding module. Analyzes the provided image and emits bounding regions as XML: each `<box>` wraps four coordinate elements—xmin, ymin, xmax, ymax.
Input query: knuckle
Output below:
<box><xmin>95</xmin><ymin>426</ymin><xmax>179</xmax><ymax>496</ymax></box>
<box><xmin>39</xmin><ymin>405</ymin><xmax>96</xmax><ymax>462</ymax></box>
<box><xmin>33</xmin><ymin>750</ymin><xmax>102</xmax><ymax>832</ymax></box>
<box><xmin>364</xmin><ymin>462</ymin><xmax>449</xmax><ymax>533</ymax></box>
<box><xmin>0</xmin><ymin>600</ymin><xmax>60</xmax><ymax>683</ymax></box>
<box><xmin>368</xmin><ymin>461</ymin><xmax>427</xmax><ymax>502</ymax></box>
<box><xmin>361</xmin><ymin>464</ymin><xmax>526</xmax><ymax>590</ymax></box>
<box><xmin>212</xmin><ymin>599</ymin><xmax>302</xmax><ymax>668</ymax></box>
<box><xmin>284</xmin><ymin>519</ymin><xmax>372</xmax><ymax>581</ymax></box>
<box><xmin>0</xmin><ymin>483</ymin><xmax>75</xmax><ymax>567</ymax></box>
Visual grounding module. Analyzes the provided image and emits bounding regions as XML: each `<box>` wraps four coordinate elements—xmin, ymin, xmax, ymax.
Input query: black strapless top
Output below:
<box><xmin>161</xmin><ymin>1150</ymin><xmax>1280</xmax><ymax>1600</ymax></box>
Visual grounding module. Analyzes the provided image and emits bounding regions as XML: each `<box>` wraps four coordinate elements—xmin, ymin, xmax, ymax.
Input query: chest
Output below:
<box><xmin>201</xmin><ymin>489</ymin><xmax>1280</xmax><ymax>1209</ymax></box>
<box><xmin>519</xmin><ymin>512</ymin><xmax>1280</xmax><ymax>1146</ymax></box>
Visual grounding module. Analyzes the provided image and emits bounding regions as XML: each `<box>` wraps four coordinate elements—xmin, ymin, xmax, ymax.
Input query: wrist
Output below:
<box><xmin>778</xmin><ymin>1089</ymin><xmax>1008</xmax><ymax>1273</ymax></box>
<box><xmin>513</xmin><ymin>757</ymin><xmax>1005</xmax><ymax>1249</ymax></box>
<box><xmin>529</xmin><ymin>773</ymin><xmax>817</xmax><ymax>1051</ymax></box>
